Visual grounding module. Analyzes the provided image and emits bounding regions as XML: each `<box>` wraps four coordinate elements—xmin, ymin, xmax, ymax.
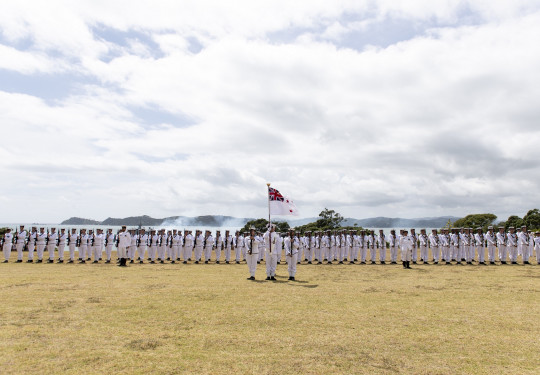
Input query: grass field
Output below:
<box><xmin>1</xmin><ymin>252</ymin><xmax>539</xmax><ymax>375</ymax></box>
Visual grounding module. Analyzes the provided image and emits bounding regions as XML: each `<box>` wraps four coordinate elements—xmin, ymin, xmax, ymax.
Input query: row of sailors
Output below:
<box><xmin>2</xmin><ymin>225</ymin><xmax>540</xmax><ymax>265</ymax></box>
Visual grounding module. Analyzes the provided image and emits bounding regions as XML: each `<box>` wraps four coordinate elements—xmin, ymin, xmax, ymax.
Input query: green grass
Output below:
<box><xmin>0</xmin><ymin>252</ymin><xmax>539</xmax><ymax>374</ymax></box>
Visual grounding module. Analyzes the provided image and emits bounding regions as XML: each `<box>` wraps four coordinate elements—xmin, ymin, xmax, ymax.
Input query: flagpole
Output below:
<box><xmin>267</xmin><ymin>182</ymin><xmax>271</xmax><ymax>254</ymax></box>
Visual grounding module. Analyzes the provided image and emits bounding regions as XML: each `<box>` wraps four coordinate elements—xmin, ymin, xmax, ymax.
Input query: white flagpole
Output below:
<box><xmin>267</xmin><ymin>182</ymin><xmax>271</xmax><ymax>254</ymax></box>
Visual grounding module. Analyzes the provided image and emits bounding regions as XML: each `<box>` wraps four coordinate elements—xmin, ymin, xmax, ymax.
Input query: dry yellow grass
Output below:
<box><xmin>0</xmin><ymin>252</ymin><xmax>539</xmax><ymax>375</ymax></box>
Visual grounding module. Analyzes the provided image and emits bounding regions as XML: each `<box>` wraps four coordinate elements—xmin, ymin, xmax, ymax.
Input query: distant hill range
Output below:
<box><xmin>61</xmin><ymin>215</ymin><xmax>253</xmax><ymax>227</ymax></box>
<box><xmin>61</xmin><ymin>215</ymin><xmax>460</xmax><ymax>228</ymax></box>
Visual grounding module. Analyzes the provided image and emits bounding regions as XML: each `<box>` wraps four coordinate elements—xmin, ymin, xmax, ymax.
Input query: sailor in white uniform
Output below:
<box><xmin>474</xmin><ymin>228</ymin><xmax>486</xmax><ymax>265</ymax></box>
<box><xmin>105</xmin><ymin>229</ymin><xmax>114</xmax><ymax>263</ymax></box>
<box><xmin>517</xmin><ymin>226</ymin><xmax>530</xmax><ymax>264</ymax></box>
<box><xmin>15</xmin><ymin>226</ymin><xmax>27</xmax><ymax>263</ymax></box>
<box><xmin>117</xmin><ymin>226</ymin><xmax>130</xmax><ymax>267</ymax></box>
<box><xmin>57</xmin><ymin>228</ymin><xmax>67</xmax><ymax>263</ymax></box>
<box><xmin>215</xmin><ymin>230</ymin><xmax>223</xmax><ymax>264</ymax></box>
<box><xmin>284</xmin><ymin>229</ymin><xmax>299</xmax><ymax>280</ymax></box>
<box><xmin>496</xmin><ymin>227</ymin><xmax>507</xmax><ymax>264</ymax></box>
<box><xmin>485</xmin><ymin>226</ymin><xmax>497</xmax><ymax>264</ymax></box>
<box><xmin>224</xmin><ymin>230</ymin><xmax>233</xmax><ymax>264</ymax></box>
<box><xmin>264</xmin><ymin>224</ymin><xmax>279</xmax><ymax>280</ymax></box>
<box><xmin>2</xmin><ymin>229</ymin><xmax>13</xmax><ymax>262</ymax></box>
<box><xmin>35</xmin><ymin>228</ymin><xmax>47</xmax><ymax>263</ymax></box>
<box><xmin>418</xmin><ymin>229</ymin><xmax>429</xmax><ymax>264</ymax></box>
<box><xmin>47</xmin><ymin>228</ymin><xmax>58</xmax><ymax>263</ymax></box>
<box><xmin>377</xmin><ymin>230</ymin><xmax>386</xmax><ymax>264</ymax></box>
<box><xmin>400</xmin><ymin>230</ymin><xmax>413</xmax><ymax>269</ymax></box>
<box><xmin>507</xmin><ymin>227</ymin><xmax>518</xmax><ymax>264</ymax></box>
<box><xmin>388</xmin><ymin>229</ymin><xmax>398</xmax><ymax>264</ymax></box>
<box><xmin>27</xmin><ymin>227</ymin><xmax>37</xmax><ymax>263</ymax></box>
<box><xmin>429</xmin><ymin>229</ymin><xmax>440</xmax><ymax>264</ymax></box>
<box><xmin>245</xmin><ymin>227</ymin><xmax>260</xmax><ymax>280</ymax></box>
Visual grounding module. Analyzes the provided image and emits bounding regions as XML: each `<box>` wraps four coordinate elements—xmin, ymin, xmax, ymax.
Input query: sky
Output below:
<box><xmin>1</xmin><ymin>0</ymin><xmax>540</xmax><ymax>223</ymax></box>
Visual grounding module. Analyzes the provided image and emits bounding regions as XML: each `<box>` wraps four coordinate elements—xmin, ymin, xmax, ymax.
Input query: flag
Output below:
<box><xmin>268</xmin><ymin>187</ymin><xmax>299</xmax><ymax>216</ymax></box>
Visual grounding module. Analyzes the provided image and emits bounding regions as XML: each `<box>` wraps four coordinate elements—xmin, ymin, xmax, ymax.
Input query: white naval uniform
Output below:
<box><xmin>335</xmin><ymin>234</ymin><xmax>343</xmax><ymax>262</ymax></box>
<box><xmin>451</xmin><ymin>233</ymin><xmax>460</xmax><ymax>261</ymax></box>
<box><xmin>329</xmin><ymin>235</ymin><xmax>336</xmax><ymax>262</ymax></box>
<box><xmin>166</xmin><ymin>235</ymin><xmax>174</xmax><ymax>260</ymax></box>
<box><xmin>297</xmin><ymin>236</ymin><xmax>304</xmax><ymax>263</ymax></box>
<box><xmin>485</xmin><ymin>231</ymin><xmax>497</xmax><ymax>262</ymax></box>
<box><xmin>194</xmin><ymin>234</ymin><xmax>204</xmax><ymax>262</ymax></box>
<box><xmin>377</xmin><ymin>234</ymin><xmax>386</xmax><ymax>262</ymax></box>
<box><xmin>368</xmin><ymin>235</ymin><xmax>376</xmax><ymax>262</ymax></box>
<box><xmin>105</xmin><ymin>233</ymin><xmax>114</xmax><ymax>261</ymax></box>
<box><xmin>308</xmin><ymin>235</ymin><xmax>321</xmax><ymax>262</ymax></box>
<box><xmin>149</xmin><ymin>234</ymin><xmax>158</xmax><ymax>261</ymax></box>
<box><xmin>534</xmin><ymin>236</ymin><xmax>540</xmax><ymax>264</ymax></box>
<box><xmin>264</xmin><ymin>231</ymin><xmax>279</xmax><ymax>277</ymax></box>
<box><xmin>343</xmin><ymin>234</ymin><xmax>351</xmax><ymax>261</ymax></box>
<box><xmin>496</xmin><ymin>232</ymin><xmax>507</xmax><ymax>262</ymax></box>
<box><xmin>57</xmin><ymin>233</ymin><xmax>67</xmax><ymax>261</ymax></box>
<box><xmin>361</xmin><ymin>235</ymin><xmax>369</xmax><ymax>263</ymax></box>
<box><xmin>157</xmin><ymin>234</ymin><xmax>167</xmax><ymax>260</ymax></box>
<box><xmin>224</xmin><ymin>235</ymin><xmax>233</xmax><ymax>262</ymax></box>
<box><xmin>68</xmin><ymin>233</ymin><xmax>78</xmax><ymax>261</ymax></box>
<box><xmin>320</xmin><ymin>235</ymin><xmax>329</xmax><ymax>262</ymax></box>
<box><xmin>439</xmin><ymin>234</ymin><xmax>450</xmax><ymax>262</ymax></box>
<box><xmin>351</xmin><ymin>235</ymin><xmax>360</xmax><ymax>261</ymax></box>
<box><xmin>388</xmin><ymin>234</ymin><xmax>398</xmax><ymax>263</ymax></box>
<box><xmin>215</xmin><ymin>235</ymin><xmax>223</xmax><ymax>262</ymax></box>
<box><xmin>47</xmin><ymin>232</ymin><xmax>58</xmax><ymax>261</ymax></box>
<box><xmin>2</xmin><ymin>232</ymin><xmax>13</xmax><ymax>260</ymax></box>
<box><xmin>16</xmin><ymin>230</ymin><xmax>27</xmax><ymax>261</ymax></box>
<box><xmin>418</xmin><ymin>234</ymin><xmax>429</xmax><ymax>262</ymax></box>
<box><xmin>36</xmin><ymin>232</ymin><xmax>47</xmax><ymax>261</ymax></box>
<box><xmin>183</xmin><ymin>234</ymin><xmax>193</xmax><ymax>261</ymax></box>
<box><xmin>93</xmin><ymin>233</ymin><xmax>103</xmax><ymax>260</ymax></box>
<box><xmin>129</xmin><ymin>234</ymin><xmax>138</xmax><ymax>260</ymax></box>
<box><xmin>204</xmin><ymin>235</ymin><xmax>214</xmax><ymax>262</ymax></box>
<box><xmin>171</xmin><ymin>234</ymin><xmax>180</xmax><ymax>260</ymax></box>
<box><xmin>342</xmin><ymin>234</ymin><xmax>350</xmax><ymax>261</ymax></box>
<box><xmin>245</xmin><ymin>236</ymin><xmax>260</xmax><ymax>277</ymax></box>
<box><xmin>429</xmin><ymin>233</ymin><xmax>440</xmax><ymax>262</ymax></box>
<box><xmin>284</xmin><ymin>236</ymin><xmax>299</xmax><ymax>277</ymax></box>
<box><xmin>400</xmin><ymin>235</ymin><xmax>413</xmax><ymax>261</ymax></box>
<box><xmin>28</xmin><ymin>231</ymin><xmax>37</xmax><ymax>261</ymax></box>
<box><xmin>235</xmin><ymin>235</ymin><xmax>244</xmax><ymax>262</ymax></box>
<box><xmin>460</xmin><ymin>233</ymin><xmax>472</xmax><ymax>262</ymax></box>
<box><xmin>79</xmin><ymin>234</ymin><xmax>89</xmax><ymax>260</ymax></box>
<box><xmin>87</xmin><ymin>234</ymin><xmax>95</xmax><ymax>260</ymax></box>
<box><xmin>507</xmin><ymin>233</ymin><xmax>518</xmax><ymax>262</ymax></box>
<box><xmin>138</xmin><ymin>234</ymin><xmax>148</xmax><ymax>260</ymax></box>
<box><xmin>517</xmin><ymin>231</ymin><xmax>530</xmax><ymax>262</ymax></box>
<box><xmin>410</xmin><ymin>233</ymin><xmax>418</xmax><ymax>262</ymax></box>
<box><xmin>117</xmin><ymin>231</ymin><xmax>131</xmax><ymax>259</ymax></box>
<box><xmin>474</xmin><ymin>233</ymin><xmax>485</xmax><ymax>263</ymax></box>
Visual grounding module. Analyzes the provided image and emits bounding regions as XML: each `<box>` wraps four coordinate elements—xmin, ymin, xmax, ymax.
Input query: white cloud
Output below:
<box><xmin>0</xmin><ymin>1</ymin><xmax>540</xmax><ymax>223</ymax></box>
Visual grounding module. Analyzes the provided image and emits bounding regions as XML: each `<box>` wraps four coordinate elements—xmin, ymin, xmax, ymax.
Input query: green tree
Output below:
<box><xmin>522</xmin><ymin>209</ymin><xmax>540</xmax><ymax>229</ymax></box>
<box><xmin>505</xmin><ymin>215</ymin><xmax>524</xmax><ymax>230</ymax></box>
<box><xmin>315</xmin><ymin>208</ymin><xmax>344</xmax><ymax>229</ymax></box>
<box><xmin>453</xmin><ymin>214</ymin><xmax>497</xmax><ymax>229</ymax></box>
<box><xmin>240</xmin><ymin>219</ymin><xmax>289</xmax><ymax>233</ymax></box>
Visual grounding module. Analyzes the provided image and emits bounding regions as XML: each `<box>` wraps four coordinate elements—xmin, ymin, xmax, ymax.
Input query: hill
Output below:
<box><xmin>61</xmin><ymin>215</ymin><xmax>460</xmax><ymax>228</ymax></box>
